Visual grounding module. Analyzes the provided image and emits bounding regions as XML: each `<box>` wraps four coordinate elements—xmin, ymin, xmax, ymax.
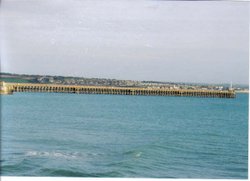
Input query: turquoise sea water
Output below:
<box><xmin>1</xmin><ymin>93</ymin><xmax>248</xmax><ymax>178</ymax></box>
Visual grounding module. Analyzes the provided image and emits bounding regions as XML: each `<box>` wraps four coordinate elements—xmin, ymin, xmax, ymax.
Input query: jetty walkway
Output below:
<box><xmin>0</xmin><ymin>82</ymin><xmax>235</xmax><ymax>98</ymax></box>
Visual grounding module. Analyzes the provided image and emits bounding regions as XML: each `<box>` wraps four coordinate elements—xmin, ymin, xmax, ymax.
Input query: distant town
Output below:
<box><xmin>0</xmin><ymin>72</ymin><xmax>248</xmax><ymax>93</ymax></box>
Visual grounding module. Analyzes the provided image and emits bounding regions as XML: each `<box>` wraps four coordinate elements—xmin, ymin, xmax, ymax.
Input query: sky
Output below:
<box><xmin>0</xmin><ymin>0</ymin><xmax>249</xmax><ymax>84</ymax></box>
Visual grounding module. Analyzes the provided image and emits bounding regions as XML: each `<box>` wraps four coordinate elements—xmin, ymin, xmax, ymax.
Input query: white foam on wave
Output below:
<box><xmin>25</xmin><ymin>151</ymin><xmax>104</xmax><ymax>159</ymax></box>
<box><xmin>135</xmin><ymin>151</ymin><xmax>142</xmax><ymax>158</ymax></box>
<box><xmin>25</xmin><ymin>151</ymin><xmax>80</xmax><ymax>159</ymax></box>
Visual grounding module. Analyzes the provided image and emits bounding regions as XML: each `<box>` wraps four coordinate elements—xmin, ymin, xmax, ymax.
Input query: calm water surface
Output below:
<box><xmin>1</xmin><ymin>93</ymin><xmax>248</xmax><ymax>178</ymax></box>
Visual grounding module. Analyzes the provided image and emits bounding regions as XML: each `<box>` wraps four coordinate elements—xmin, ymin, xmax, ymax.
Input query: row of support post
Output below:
<box><xmin>10</xmin><ymin>84</ymin><xmax>235</xmax><ymax>98</ymax></box>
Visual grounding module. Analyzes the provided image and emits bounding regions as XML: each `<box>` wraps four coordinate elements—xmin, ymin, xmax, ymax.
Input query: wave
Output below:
<box><xmin>25</xmin><ymin>151</ymin><xmax>81</xmax><ymax>159</ymax></box>
<box><xmin>2</xmin><ymin>162</ymin><xmax>123</xmax><ymax>177</ymax></box>
<box><xmin>123</xmin><ymin>150</ymin><xmax>143</xmax><ymax>158</ymax></box>
<box><xmin>25</xmin><ymin>150</ymin><xmax>109</xmax><ymax>160</ymax></box>
<box><xmin>40</xmin><ymin>168</ymin><xmax>123</xmax><ymax>177</ymax></box>
<box><xmin>1</xmin><ymin>158</ymin><xmax>39</xmax><ymax>175</ymax></box>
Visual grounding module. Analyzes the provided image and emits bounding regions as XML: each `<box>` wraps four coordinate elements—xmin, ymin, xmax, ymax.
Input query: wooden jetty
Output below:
<box><xmin>0</xmin><ymin>82</ymin><xmax>236</xmax><ymax>98</ymax></box>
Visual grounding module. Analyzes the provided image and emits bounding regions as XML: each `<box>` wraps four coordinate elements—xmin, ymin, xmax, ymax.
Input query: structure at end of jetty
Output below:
<box><xmin>0</xmin><ymin>81</ymin><xmax>236</xmax><ymax>98</ymax></box>
<box><xmin>0</xmin><ymin>81</ymin><xmax>13</xmax><ymax>95</ymax></box>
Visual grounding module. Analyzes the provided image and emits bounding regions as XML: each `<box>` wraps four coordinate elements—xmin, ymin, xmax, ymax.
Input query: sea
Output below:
<box><xmin>1</xmin><ymin>92</ymin><xmax>248</xmax><ymax>178</ymax></box>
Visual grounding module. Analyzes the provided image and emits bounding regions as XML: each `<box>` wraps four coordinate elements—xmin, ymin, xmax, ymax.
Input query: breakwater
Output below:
<box><xmin>0</xmin><ymin>82</ymin><xmax>235</xmax><ymax>98</ymax></box>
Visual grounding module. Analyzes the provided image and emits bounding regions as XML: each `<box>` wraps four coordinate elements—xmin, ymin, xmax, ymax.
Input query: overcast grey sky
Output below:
<box><xmin>0</xmin><ymin>0</ymin><xmax>249</xmax><ymax>84</ymax></box>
